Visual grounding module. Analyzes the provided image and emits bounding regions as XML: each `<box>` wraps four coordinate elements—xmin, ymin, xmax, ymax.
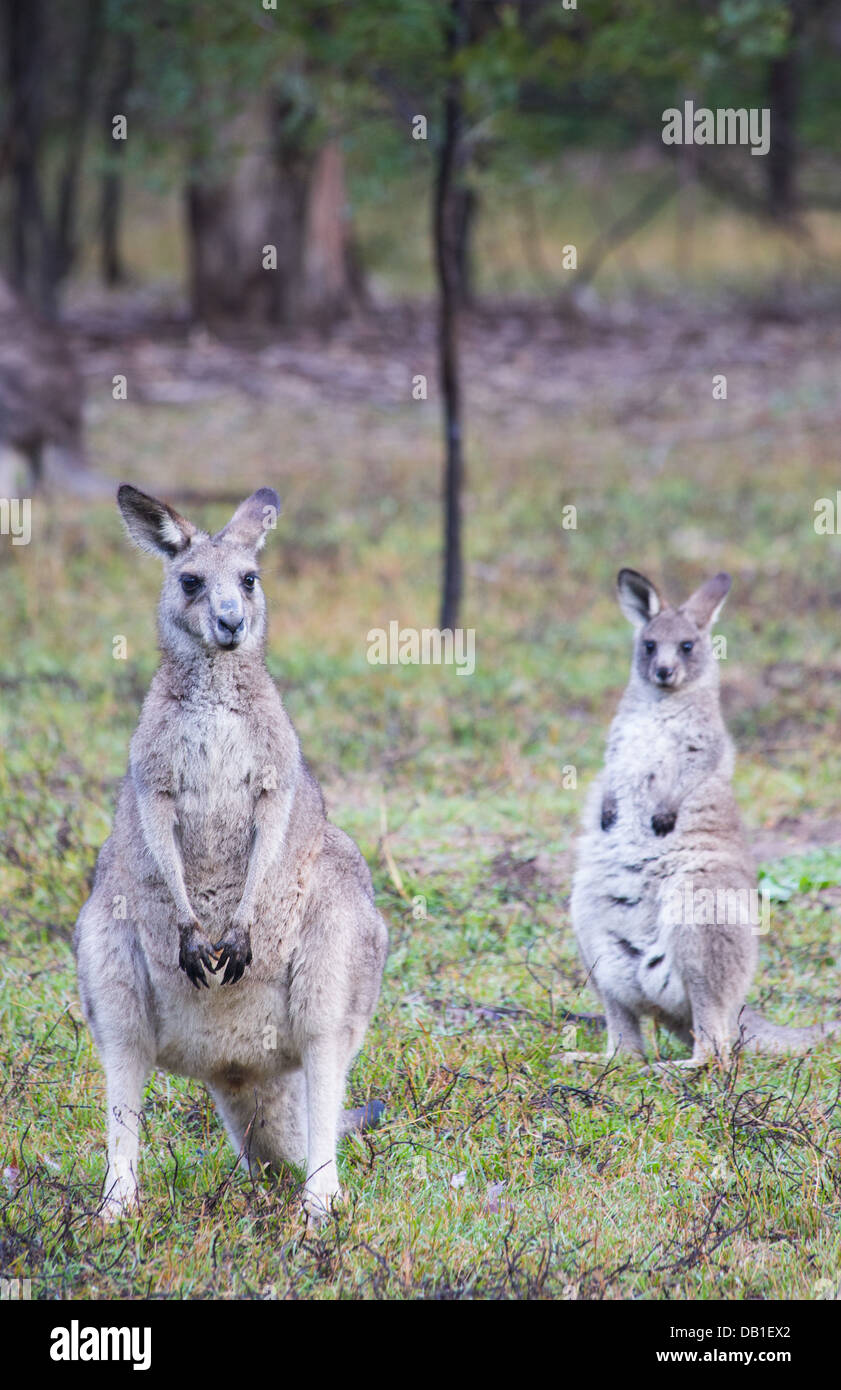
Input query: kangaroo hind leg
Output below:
<box><xmin>101</xmin><ymin>1049</ymin><xmax>151</xmax><ymax>1222</ymax></box>
<box><xmin>602</xmin><ymin>993</ymin><xmax>647</xmax><ymax>1059</ymax></box>
<box><xmin>210</xmin><ymin>1069</ymin><xmax>308</xmax><ymax>1176</ymax></box>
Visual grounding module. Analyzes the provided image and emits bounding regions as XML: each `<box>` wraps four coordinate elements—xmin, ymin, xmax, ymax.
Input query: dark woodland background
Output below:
<box><xmin>2</xmin><ymin>1</ymin><xmax>841</xmax><ymax>623</ymax></box>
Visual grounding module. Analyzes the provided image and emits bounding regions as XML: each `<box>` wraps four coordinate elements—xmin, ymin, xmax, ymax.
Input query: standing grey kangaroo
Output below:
<box><xmin>570</xmin><ymin>568</ymin><xmax>838</xmax><ymax>1065</ymax></box>
<box><xmin>74</xmin><ymin>485</ymin><xmax>388</xmax><ymax>1221</ymax></box>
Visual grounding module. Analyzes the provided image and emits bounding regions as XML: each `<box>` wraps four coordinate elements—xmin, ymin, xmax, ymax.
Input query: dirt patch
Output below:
<box><xmin>751</xmin><ymin>816</ymin><xmax>841</xmax><ymax>864</ymax></box>
<box><xmin>490</xmin><ymin>849</ymin><xmax>542</xmax><ymax>894</ymax></box>
<box><xmin>66</xmin><ymin>295</ymin><xmax>841</xmax><ymax>448</ymax></box>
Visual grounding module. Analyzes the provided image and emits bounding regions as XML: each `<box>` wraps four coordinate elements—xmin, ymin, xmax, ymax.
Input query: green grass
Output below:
<box><xmin>4</xmin><ymin>194</ymin><xmax>841</xmax><ymax>1296</ymax></box>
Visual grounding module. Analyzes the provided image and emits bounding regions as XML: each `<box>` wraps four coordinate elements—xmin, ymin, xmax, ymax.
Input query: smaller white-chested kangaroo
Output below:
<box><xmin>74</xmin><ymin>486</ymin><xmax>388</xmax><ymax>1220</ymax></box>
<box><xmin>570</xmin><ymin>568</ymin><xmax>839</xmax><ymax>1065</ymax></box>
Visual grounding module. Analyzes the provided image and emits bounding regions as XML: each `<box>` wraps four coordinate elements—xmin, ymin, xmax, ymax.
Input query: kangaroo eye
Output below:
<box><xmin>180</xmin><ymin>575</ymin><xmax>201</xmax><ymax>596</ymax></box>
<box><xmin>644</xmin><ymin>640</ymin><xmax>656</xmax><ymax>654</ymax></box>
<box><xmin>681</xmin><ymin>641</ymin><xmax>694</xmax><ymax>653</ymax></box>
<box><xmin>242</xmin><ymin>573</ymin><xmax>258</xmax><ymax>592</ymax></box>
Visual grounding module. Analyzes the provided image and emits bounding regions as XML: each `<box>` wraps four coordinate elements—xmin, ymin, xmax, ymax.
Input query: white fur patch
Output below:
<box><xmin>158</xmin><ymin>514</ymin><xmax>186</xmax><ymax>551</ymax></box>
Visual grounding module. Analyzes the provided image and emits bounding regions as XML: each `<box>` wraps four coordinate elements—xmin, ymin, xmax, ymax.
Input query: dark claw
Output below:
<box><xmin>211</xmin><ymin>926</ymin><xmax>252</xmax><ymax>986</ymax></box>
<box><xmin>651</xmin><ymin>809</ymin><xmax>677</xmax><ymax>837</ymax></box>
<box><xmin>178</xmin><ymin>924</ymin><xmax>214</xmax><ymax>988</ymax></box>
<box><xmin>218</xmin><ymin>950</ymin><xmax>241</xmax><ymax>986</ymax></box>
<box><xmin>180</xmin><ymin>952</ymin><xmax>209</xmax><ymax>988</ymax></box>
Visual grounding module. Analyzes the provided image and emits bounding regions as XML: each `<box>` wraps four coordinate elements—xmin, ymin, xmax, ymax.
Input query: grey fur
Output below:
<box><xmin>74</xmin><ymin>486</ymin><xmax>388</xmax><ymax>1220</ymax></box>
<box><xmin>570</xmin><ymin>568</ymin><xmax>839</xmax><ymax>1064</ymax></box>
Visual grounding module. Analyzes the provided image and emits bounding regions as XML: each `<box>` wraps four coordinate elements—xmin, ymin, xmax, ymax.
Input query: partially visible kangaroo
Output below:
<box><xmin>74</xmin><ymin>486</ymin><xmax>388</xmax><ymax>1221</ymax></box>
<box><xmin>570</xmin><ymin>568</ymin><xmax>839</xmax><ymax>1065</ymax></box>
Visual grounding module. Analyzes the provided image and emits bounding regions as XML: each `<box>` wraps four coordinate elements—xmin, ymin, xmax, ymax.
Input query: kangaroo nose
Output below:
<box><xmin>215</xmin><ymin>614</ymin><xmax>245</xmax><ymax>648</ymax></box>
<box><xmin>215</xmin><ymin>595</ymin><xmax>242</xmax><ymax>626</ymax></box>
<box><xmin>656</xmin><ymin>665</ymin><xmax>675</xmax><ymax>683</ymax></box>
<box><xmin>215</xmin><ymin>600</ymin><xmax>244</xmax><ymax>644</ymax></box>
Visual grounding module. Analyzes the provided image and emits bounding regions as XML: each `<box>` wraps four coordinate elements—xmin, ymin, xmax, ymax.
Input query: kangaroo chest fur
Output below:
<box><xmin>603</xmin><ymin>693</ymin><xmax>729</xmax><ymax>853</ymax></box>
<box><xmin>169</xmin><ymin>703</ymin><xmax>263</xmax><ymax>884</ymax></box>
<box><xmin>121</xmin><ymin>684</ymin><xmax>309</xmax><ymax>1079</ymax></box>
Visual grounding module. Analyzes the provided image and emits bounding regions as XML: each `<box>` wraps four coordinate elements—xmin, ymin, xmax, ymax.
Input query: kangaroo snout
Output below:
<box><xmin>214</xmin><ymin>600</ymin><xmax>245</xmax><ymax>647</ymax></box>
<box><xmin>215</xmin><ymin>618</ymin><xmax>245</xmax><ymax>648</ymax></box>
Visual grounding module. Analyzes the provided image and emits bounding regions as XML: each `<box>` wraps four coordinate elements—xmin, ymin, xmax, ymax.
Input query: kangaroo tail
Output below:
<box><xmin>738</xmin><ymin>1006</ymin><xmax>840</xmax><ymax>1056</ymax></box>
<box><xmin>339</xmin><ymin>1099</ymin><xmax>386</xmax><ymax>1137</ymax></box>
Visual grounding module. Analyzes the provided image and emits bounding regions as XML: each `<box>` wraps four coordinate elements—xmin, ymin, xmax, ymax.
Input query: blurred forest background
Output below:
<box><xmin>3</xmin><ymin>0</ymin><xmax>841</xmax><ymax>314</ymax></box>
<box><xmin>4</xmin><ymin>1</ymin><xmax>841</xmax><ymax>1300</ymax></box>
<box><xmin>4</xmin><ymin>0</ymin><xmax>839</xmax><ymax>617</ymax></box>
<box><xmin>2</xmin><ymin>0</ymin><xmax>841</xmax><ymax>624</ymax></box>
<box><xmin>4</xmin><ymin>2</ymin><xmax>839</xmax><ymax>606</ymax></box>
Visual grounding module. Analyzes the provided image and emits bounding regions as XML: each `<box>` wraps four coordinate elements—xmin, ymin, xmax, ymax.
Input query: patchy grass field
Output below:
<box><xmin>3</xmin><ymin>277</ymin><xmax>841</xmax><ymax>1300</ymax></box>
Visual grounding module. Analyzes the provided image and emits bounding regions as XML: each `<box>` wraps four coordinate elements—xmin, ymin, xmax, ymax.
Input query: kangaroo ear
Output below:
<box><xmin>681</xmin><ymin>572</ymin><xmax>731</xmax><ymax>630</ymax></box>
<box><xmin>617</xmin><ymin>568</ymin><xmax>662</xmax><ymax>628</ymax></box>
<box><xmin>217</xmin><ymin>488</ymin><xmax>281</xmax><ymax>552</ymax></box>
<box><xmin>117</xmin><ymin>485</ymin><xmax>196</xmax><ymax>557</ymax></box>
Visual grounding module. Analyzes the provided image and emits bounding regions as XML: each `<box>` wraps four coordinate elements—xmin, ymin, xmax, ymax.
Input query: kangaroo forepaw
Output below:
<box><xmin>178</xmin><ymin>922</ymin><xmax>216</xmax><ymax>988</ymax></box>
<box><xmin>212</xmin><ymin>923</ymin><xmax>253</xmax><ymax>985</ymax></box>
<box><xmin>651</xmin><ymin>808</ymin><xmax>677</xmax><ymax>837</ymax></box>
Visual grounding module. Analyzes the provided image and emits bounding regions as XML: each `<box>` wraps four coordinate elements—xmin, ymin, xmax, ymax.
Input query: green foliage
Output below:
<box><xmin>759</xmin><ymin>849</ymin><xmax>841</xmax><ymax>903</ymax></box>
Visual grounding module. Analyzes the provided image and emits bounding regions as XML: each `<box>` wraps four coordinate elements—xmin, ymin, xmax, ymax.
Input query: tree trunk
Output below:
<box><xmin>453</xmin><ymin>183</ymin><xmax>478</xmax><ymax>308</ymax></box>
<box><xmin>100</xmin><ymin>33</ymin><xmax>134</xmax><ymax>287</ymax></box>
<box><xmin>766</xmin><ymin>2</ymin><xmax>801</xmax><ymax>220</ymax></box>
<box><xmin>302</xmin><ymin>142</ymin><xmax>357</xmax><ymax>325</ymax></box>
<box><xmin>436</xmin><ymin>0</ymin><xmax>469</xmax><ymax>632</ymax></box>
<box><xmin>766</xmin><ymin>63</ymin><xmax>797</xmax><ymax>220</ymax></box>
<box><xmin>3</xmin><ymin>0</ymin><xmax>102</xmax><ymax>314</ymax></box>
<box><xmin>185</xmin><ymin>97</ymin><xmax>361</xmax><ymax>330</ymax></box>
<box><xmin>100</xmin><ymin>169</ymin><xmax>124</xmax><ymax>288</ymax></box>
<box><xmin>4</xmin><ymin>0</ymin><xmax>47</xmax><ymax>307</ymax></box>
<box><xmin>50</xmin><ymin>0</ymin><xmax>103</xmax><ymax>302</ymax></box>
